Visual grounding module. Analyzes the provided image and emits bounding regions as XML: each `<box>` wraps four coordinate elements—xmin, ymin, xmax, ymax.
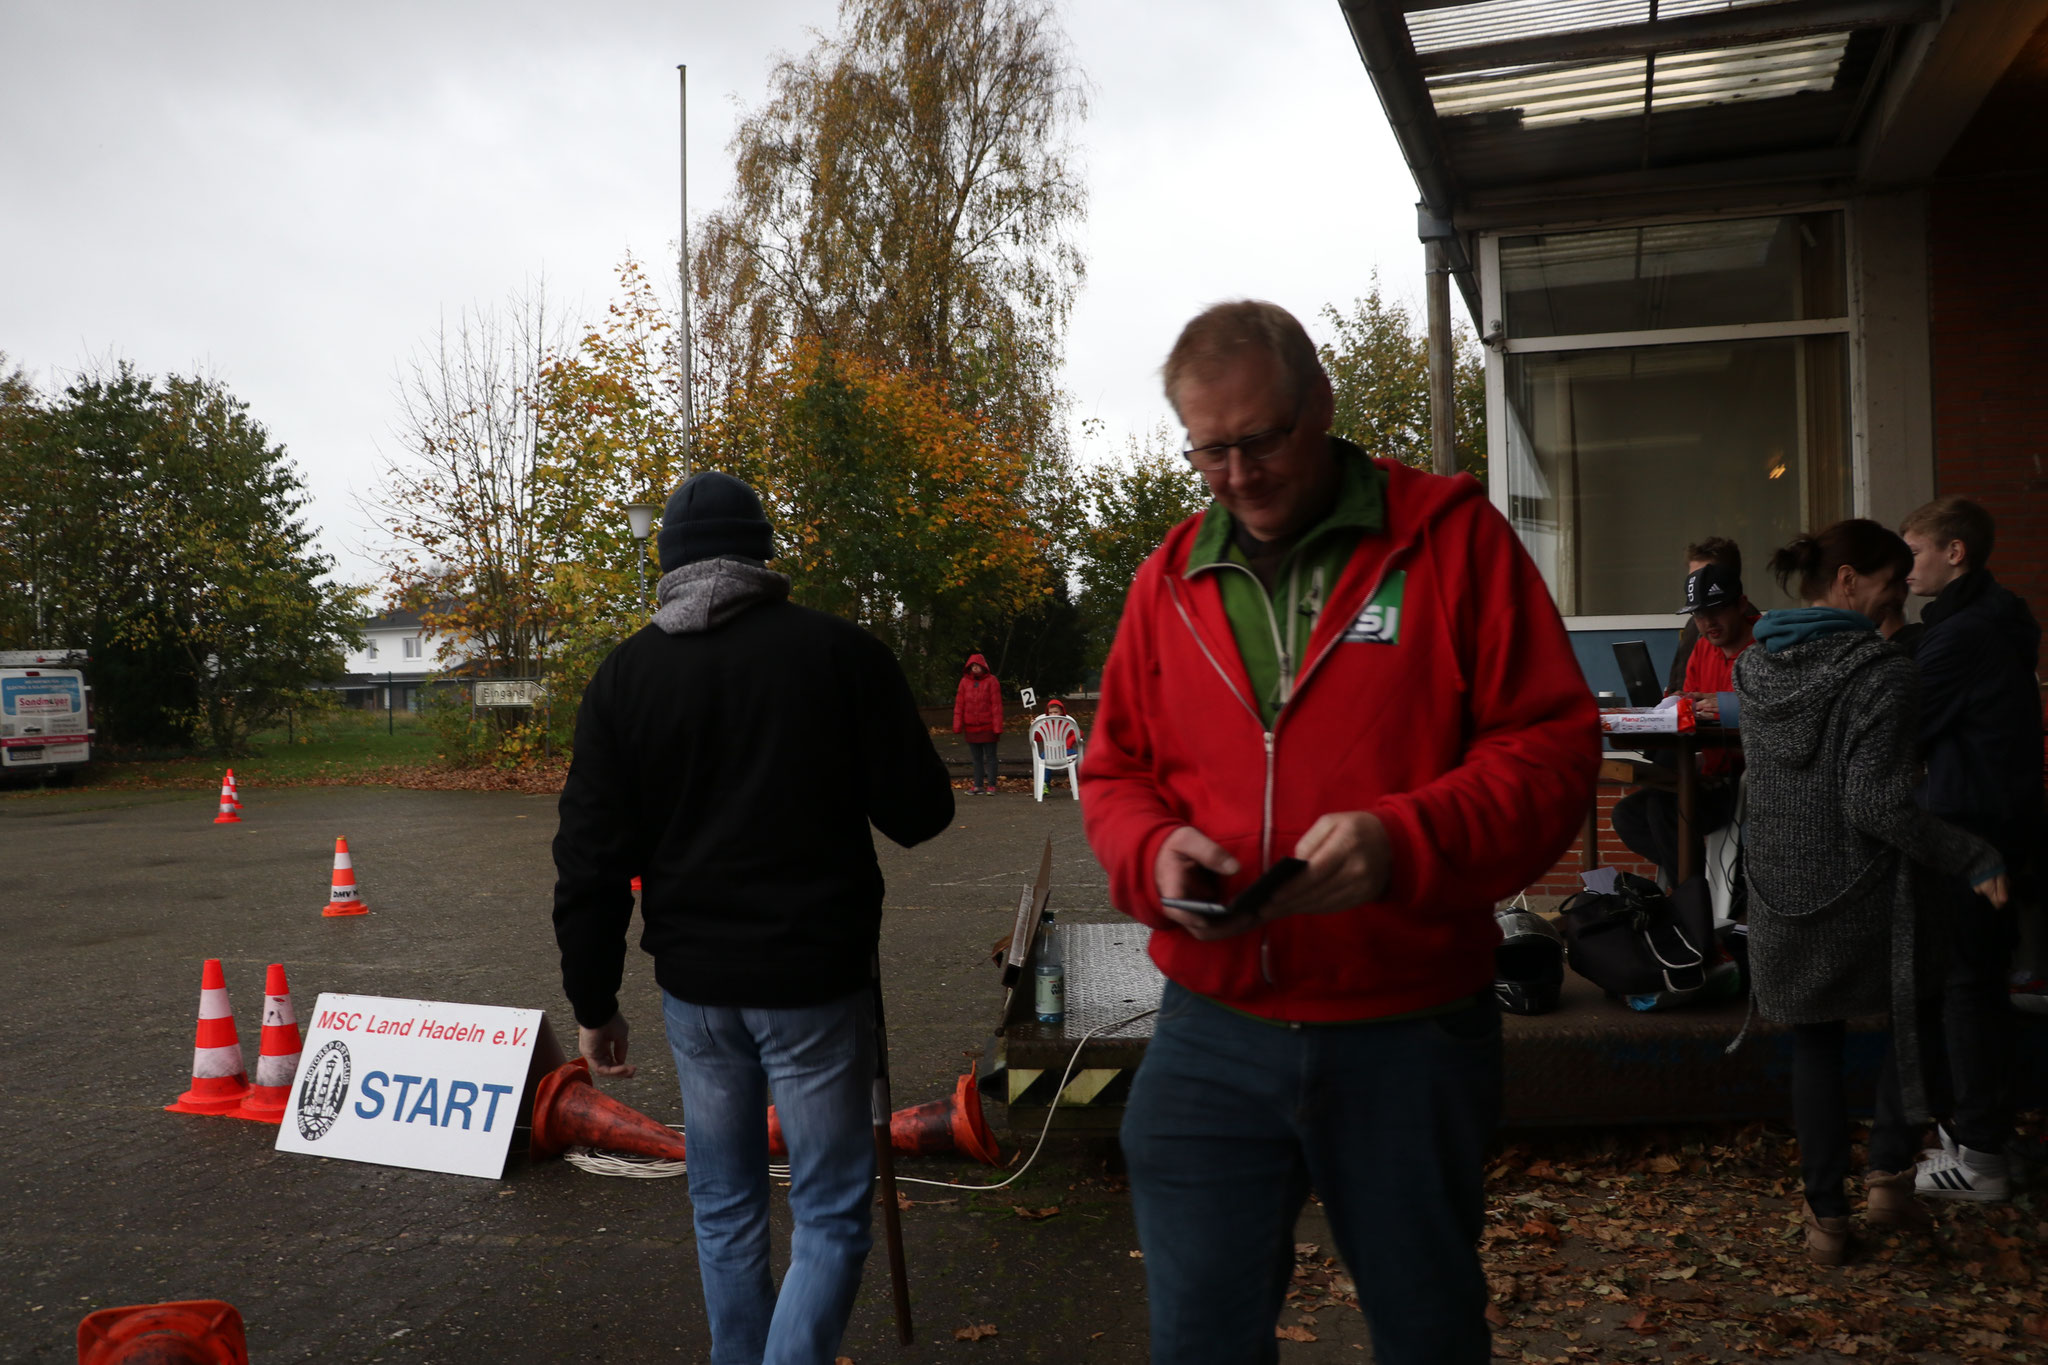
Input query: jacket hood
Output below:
<box><xmin>1734</xmin><ymin>626</ymin><xmax>1894</xmax><ymax>769</ymax></box>
<box><xmin>652</xmin><ymin>556</ymin><xmax>790</xmax><ymax>635</ymax></box>
<box><xmin>963</xmin><ymin>653</ymin><xmax>990</xmax><ymax>676</ymax></box>
<box><xmin>1154</xmin><ymin>444</ymin><xmax>1486</xmax><ymax>579</ymax></box>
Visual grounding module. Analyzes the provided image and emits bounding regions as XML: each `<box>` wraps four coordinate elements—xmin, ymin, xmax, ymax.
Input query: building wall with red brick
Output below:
<box><xmin>1927</xmin><ymin>21</ymin><xmax>2048</xmax><ymax>632</ymax></box>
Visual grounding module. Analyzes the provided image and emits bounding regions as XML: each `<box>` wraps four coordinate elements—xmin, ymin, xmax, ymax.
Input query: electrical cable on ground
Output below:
<box><xmin>562</xmin><ymin>1006</ymin><xmax>1159</xmax><ymax>1189</ymax></box>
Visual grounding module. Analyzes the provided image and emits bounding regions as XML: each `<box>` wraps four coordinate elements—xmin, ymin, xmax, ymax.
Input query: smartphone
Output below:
<box><xmin>1162</xmin><ymin>857</ymin><xmax>1308</xmax><ymax>921</ymax></box>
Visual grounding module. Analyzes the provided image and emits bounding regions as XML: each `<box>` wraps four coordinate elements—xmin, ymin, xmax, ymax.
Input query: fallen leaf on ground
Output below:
<box><xmin>952</xmin><ymin>1323</ymin><xmax>999</xmax><ymax>1342</ymax></box>
<box><xmin>1128</xmin><ymin>1249</ymin><xmax>1144</xmax><ymax>1259</ymax></box>
<box><xmin>1088</xmin><ymin>1332</ymin><xmax>1105</xmax><ymax>1341</ymax></box>
<box><xmin>1623</xmin><ymin>1311</ymin><xmax>1661</xmax><ymax>1335</ymax></box>
<box><xmin>1275</xmin><ymin>1325</ymin><xmax>1318</xmax><ymax>1342</ymax></box>
<box><xmin>1012</xmin><ymin>1205</ymin><xmax>1060</xmax><ymax>1220</ymax></box>
<box><xmin>1520</xmin><ymin>1218</ymin><xmax>1562</xmax><ymax>1245</ymax></box>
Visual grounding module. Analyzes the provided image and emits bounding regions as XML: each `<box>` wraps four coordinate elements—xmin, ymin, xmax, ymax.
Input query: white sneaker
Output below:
<box><xmin>1916</xmin><ymin>1144</ymin><xmax>2011</xmax><ymax>1202</ymax></box>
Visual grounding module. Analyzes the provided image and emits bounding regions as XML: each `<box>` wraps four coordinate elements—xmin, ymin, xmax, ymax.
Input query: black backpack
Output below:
<box><xmin>1559</xmin><ymin>873</ymin><xmax>1716</xmax><ymax>999</ymax></box>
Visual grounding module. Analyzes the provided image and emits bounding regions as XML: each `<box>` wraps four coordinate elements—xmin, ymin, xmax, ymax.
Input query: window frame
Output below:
<box><xmin>1480</xmin><ymin>204</ymin><xmax>1861</xmax><ymax>630</ymax></box>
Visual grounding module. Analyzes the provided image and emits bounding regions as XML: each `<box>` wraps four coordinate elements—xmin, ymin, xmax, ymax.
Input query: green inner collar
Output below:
<box><xmin>1185</xmin><ymin>437</ymin><xmax>1386</xmax><ymax>575</ymax></box>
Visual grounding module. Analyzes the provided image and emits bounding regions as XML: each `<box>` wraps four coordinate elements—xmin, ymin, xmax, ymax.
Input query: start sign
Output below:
<box><xmin>275</xmin><ymin>994</ymin><xmax>559</xmax><ymax>1179</ymax></box>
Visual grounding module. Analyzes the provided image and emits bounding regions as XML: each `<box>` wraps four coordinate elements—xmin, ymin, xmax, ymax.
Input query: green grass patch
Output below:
<box><xmin>4</xmin><ymin>706</ymin><xmax>443</xmax><ymax>795</ymax></box>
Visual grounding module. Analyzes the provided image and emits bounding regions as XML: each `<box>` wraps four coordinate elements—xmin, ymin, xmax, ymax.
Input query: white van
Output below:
<box><xmin>0</xmin><ymin>649</ymin><xmax>93</xmax><ymax>777</ymax></box>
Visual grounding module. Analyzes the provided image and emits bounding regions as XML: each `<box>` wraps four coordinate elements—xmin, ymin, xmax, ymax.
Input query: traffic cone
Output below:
<box><xmin>527</xmin><ymin>1059</ymin><xmax>690</xmax><ymax>1161</ymax></box>
<box><xmin>165</xmin><ymin>960</ymin><xmax>250</xmax><ymax>1115</ymax></box>
<box><xmin>766</xmin><ymin>1072</ymin><xmax>1001</xmax><ymax>1165</ymax></box>
<box><xmin>322</xmin><ymin>836</ymin><xmax>368</xmax><ymax>916</ymax></box>
<box><xmin>889</xmin><ymin>1072</ymin><xmax>1002</xmax><ymax>1164</ymax></box>
<box><xmin>78</xmin><ymin>1300</ymin><xmax>247</xmax><ymax>1365</ymax></box>
<box><xmin>232</xmin><ymin>964</ymin><xmax>302</xmax><ymax>1124</ymax></box>
<box><xmin>211</xmin><ymin>770</ymin><xmax>241</xmax><ymax>825</ymax></box>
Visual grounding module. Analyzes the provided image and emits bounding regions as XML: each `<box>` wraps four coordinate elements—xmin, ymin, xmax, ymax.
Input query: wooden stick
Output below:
<box><xmin>871</xmin><ymin>958</ymin><xmax>914</xmax><ymax>1344</ymax></box>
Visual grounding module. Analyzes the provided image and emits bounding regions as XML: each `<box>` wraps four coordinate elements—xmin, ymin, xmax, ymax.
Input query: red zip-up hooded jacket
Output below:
<box><xmin>1080</xmin><ymin>460</ymin><xmax>1598</xmax><ymax>1021</ymax></box>
<box><xmin>952</xmin><ymin>654</ymin><xmax>1004</xmax><ymax>735</ymax></box>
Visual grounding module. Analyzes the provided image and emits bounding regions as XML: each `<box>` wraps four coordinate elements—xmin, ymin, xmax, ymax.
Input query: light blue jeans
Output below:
<box><xmin>663</xmin><ymin>987</ymin><xmax>876</xmax><ymax>1365</ymax></box>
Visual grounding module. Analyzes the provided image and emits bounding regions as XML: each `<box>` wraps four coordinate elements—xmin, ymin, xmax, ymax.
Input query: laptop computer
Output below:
<box><xmin>1611</xmin><ymin>641</ymin><xmax>1664</xmax><ymax>708</ymax></box>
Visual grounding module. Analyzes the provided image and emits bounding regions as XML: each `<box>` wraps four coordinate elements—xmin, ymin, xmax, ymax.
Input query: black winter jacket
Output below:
<box><xmin>1914</xmin><ymin>569</ymin><xmax>2042</xmax><ymax>855</ymax></box>
<box><xmin>552</xmin><ymin>564</ymin><xmax>954</xmax><ymax>1024</ymax></box>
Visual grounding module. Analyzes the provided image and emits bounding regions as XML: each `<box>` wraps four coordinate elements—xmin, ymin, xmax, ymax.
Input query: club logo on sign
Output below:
<box><xmin>1341</xmin><ymin>572</ymin><xmax>1407</xmax><ymax>646</ymax></box>
<box><xmin>297</xmin><ymin>1040</ymin><xmax>352</xmax><ymax>1141</ymax></box>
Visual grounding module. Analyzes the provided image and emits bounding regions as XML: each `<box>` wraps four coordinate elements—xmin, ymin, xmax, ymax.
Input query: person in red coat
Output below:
<box><xmin>1083</xmin><ymin>301</ymin><xmax>1597</xmax><ymax>1365</ymax></box>
<box><xmin>952</xmin><ymin>653</ymin><xmax>1004</xmax><ymax>794</ymax></box>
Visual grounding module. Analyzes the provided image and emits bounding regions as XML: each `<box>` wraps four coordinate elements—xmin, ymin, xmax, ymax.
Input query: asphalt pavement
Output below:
<box><xmin>0</xmin><ymin>782</ymin><xmax>1373</xmax><ymax>1362</ymax></box>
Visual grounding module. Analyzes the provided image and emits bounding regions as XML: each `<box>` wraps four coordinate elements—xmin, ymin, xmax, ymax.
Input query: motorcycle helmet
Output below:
<box><xmin>1494</xmin><ymin>906</ymin><xmax>1566</xmax><ymax>1016</ymax></box>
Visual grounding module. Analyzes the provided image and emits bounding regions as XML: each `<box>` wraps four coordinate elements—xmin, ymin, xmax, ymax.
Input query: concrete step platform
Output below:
<box><xmin>983</xmin><ymin>923</ymin><xmax>2048</xmax><ymax>1133</ymax></box>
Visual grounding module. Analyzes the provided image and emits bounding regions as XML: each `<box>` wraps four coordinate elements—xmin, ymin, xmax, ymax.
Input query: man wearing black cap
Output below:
<box><xmin>551</xmin><ymin>470</ymin><xmax>955</xmax><ymax>1364</ymax></box>
<box><xmin>1611</xmin><ymin>562</ymin><xmax>1755</xmax><ymax>887</ymax></box>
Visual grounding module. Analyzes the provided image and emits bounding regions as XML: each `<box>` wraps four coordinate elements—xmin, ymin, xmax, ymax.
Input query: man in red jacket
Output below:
<box><xmin>1082</xmin><ymin>301</ymin><xmax>1597</xmax><ymax>1365</ymax></box>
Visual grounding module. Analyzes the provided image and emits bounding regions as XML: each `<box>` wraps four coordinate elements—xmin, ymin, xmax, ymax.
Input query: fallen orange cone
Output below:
<box><xmin>528</xmin><ymin>1058</ymin><xmax>690</xmax><ymax>1161</ymax></box>
<box><xmin>322</xmin><ymin>836</ymin><xmax>368</xmax><ymax>916</ymax></box>
<box><xmin>233</xmin><ymin>963</ymin><xmax>302</xmax><ymax>1124</ymax></box>
<box><xmin>165</xmin><ymin>959</ymin><xmax>250</xmax><ymax>1116</ymax></box>
<box><xmin>78</xmin><ymin>1299</ymin><xmax>247</xmax><ymax>1365</ymax></box>
<box><xmin>768</xmin><ymin>1073</ymin><xmax>1001</xmax><ymax>1166</ymax></box>
<box><xmin>211</xmin><ymin>769</ymin><xmax>241</xmax><ymax>825</ymax></box>
<box><xmin>890</xmin><ymin>1073</ymin><xmax>1002</xmax><ymax>1165</ymax></box>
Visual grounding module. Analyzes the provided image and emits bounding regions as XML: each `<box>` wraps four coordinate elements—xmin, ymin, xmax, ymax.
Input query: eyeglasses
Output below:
<box><xmin>1181</xmin><ymin>424</ymin><xmax>1296</xmax><ymax>472</ymax></box>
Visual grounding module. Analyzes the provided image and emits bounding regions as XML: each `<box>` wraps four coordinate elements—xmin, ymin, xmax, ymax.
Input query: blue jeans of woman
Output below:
<box><xmin>1121</xmin><ymin>981</ymin><xmax>1501</xmax><ymax>1365</ymax></box>
<box><xmin>663</xmin><ymin>987</ymin><xmax>876</xmax><ymax>1365</ymax></box>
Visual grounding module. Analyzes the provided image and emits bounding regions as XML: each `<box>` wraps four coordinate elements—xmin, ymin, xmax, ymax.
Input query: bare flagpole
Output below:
<box><xmin>678</xmin><ymin>64</ymin><xmax>694</xmax><ymax>476</ymax></box>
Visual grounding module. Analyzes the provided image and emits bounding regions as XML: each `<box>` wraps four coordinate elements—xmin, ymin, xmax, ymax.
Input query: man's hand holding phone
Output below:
<box><xmin>1153</xmin><ymin>812</ymin><xmax>1395</xmax><ymax>941</ymax></box>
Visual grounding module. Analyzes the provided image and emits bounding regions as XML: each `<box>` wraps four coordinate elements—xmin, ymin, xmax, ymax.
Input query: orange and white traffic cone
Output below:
<box><xmin>212</xmin><ymin>769</ymin><xmax>241</xmax><ymax>825</ymax></box>
<box><xmin>77</xmin><ymin>1300</ymin><xmax>247</xmax><ymax>1365</ymax></box>
<box><xmin>322</xmin><ymin>836</ymin><xmax>368</xmax><ymax>917</ymax></box>
<box><xmin>232</xmin><ymin>964</ymin><xmax>302</xmax><ymax>1124</ymax></box>
<box><xmin>165</xmin><ymin>959</ymin><xmax>250</xmax><ymax>1115</ymax></box>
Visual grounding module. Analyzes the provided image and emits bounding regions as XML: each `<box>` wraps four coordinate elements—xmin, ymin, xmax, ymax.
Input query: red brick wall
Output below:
<box><xmin>1927</xmin><ymin>173</ymin><xmax>2048</xmax><ymax>629</ymax></box>
<box><xmin>1523</xmin><ymin>785</ymin><xmax>1659</xmax><ymax>901</ymax></box>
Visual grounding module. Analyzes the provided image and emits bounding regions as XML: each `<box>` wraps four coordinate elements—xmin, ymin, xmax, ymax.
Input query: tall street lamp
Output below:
<box><xmin>625</xmin><ymin>502</ymin><xmax>661</xmax><ymax>612</ymax></box>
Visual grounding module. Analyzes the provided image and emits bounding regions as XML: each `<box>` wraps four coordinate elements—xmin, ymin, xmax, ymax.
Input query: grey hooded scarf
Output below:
<box><xmin>1734</xmin><ymin>624</ymin><xmax>2001</xmax><ymax>1120</ymax></box>
<box><xmin>652</xmin><ymin>556</ymin><xmax>791</xmax><ymax>636</ymax></box>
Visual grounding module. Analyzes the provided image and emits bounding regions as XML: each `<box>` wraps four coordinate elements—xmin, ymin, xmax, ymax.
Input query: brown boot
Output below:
<box><xmin>1804</xmin><ymin>1200</ymin><xmax>1851</xmax><ymax>1266</ymax></box>
<box><xmin>1865</xmin><ymin>1169</ymin><xmax>1933</xmax><ymax>1230</ymax></box>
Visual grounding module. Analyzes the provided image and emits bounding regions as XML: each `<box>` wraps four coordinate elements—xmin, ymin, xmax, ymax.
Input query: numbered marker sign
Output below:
<box><xmin>1018</xmin><ymin>687</ymin><xmax>1037</xmax><ymax>708</ymax></box>
<box><xmin>275</xmin><ymin>994</ymin><xmax>548</xmax><ymax>1180</ymax></box>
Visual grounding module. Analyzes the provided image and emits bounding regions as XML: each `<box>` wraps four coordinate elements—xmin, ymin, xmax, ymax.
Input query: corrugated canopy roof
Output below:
<box><xmin>1346</xmin><ymin>0</ymin><xmax>1933</xmax><ymax>217</ymax></box>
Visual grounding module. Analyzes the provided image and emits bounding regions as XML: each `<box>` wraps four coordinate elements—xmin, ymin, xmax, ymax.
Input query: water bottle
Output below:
<box><xmin>1034</xmin><ymin>913</ymin><xmax>1065</xmax><ymax>1024</ymax></box>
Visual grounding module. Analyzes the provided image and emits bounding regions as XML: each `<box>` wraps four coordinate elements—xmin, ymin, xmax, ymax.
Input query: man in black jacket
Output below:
<box><xmin>553</xmin><ymin>470</ymin><xmax>954</xmax><ymax>1364</ymax></box>
<box><xmin>1899</xmin><ymin>496</ymin><xmax>2043</xmax><ymax>1203</ymax></box>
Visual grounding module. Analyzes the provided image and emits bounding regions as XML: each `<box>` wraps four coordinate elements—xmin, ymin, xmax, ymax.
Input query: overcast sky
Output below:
<box><xmin>1</xmin><ymin>1</ymin><xmax>1442</xmax><ymax>592</ymax></box>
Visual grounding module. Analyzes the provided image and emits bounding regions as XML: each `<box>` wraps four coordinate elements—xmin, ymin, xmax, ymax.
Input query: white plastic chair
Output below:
<box><xmin>1028</xmin><ymin>714</ymin><xmax>1082</xmax><ymax>802</ymax></box>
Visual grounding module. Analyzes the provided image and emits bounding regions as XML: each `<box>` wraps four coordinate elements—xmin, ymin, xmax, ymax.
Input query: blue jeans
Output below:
<box><xmin>663</xmin><ymin>988</ymin><xmax>876</xmax><ymax>1365</ymax></box>
<box><xmin>1121</xmin><ymin>982</ymin><xmax>1501</xmax><ymax>1365</ymax></box>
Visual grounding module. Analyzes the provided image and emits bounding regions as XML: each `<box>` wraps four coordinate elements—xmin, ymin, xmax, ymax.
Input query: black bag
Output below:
<box><xmin>1559</xmin><ymin>873</ymin><xmax>1716</xmax><ymax>999</ymax></box>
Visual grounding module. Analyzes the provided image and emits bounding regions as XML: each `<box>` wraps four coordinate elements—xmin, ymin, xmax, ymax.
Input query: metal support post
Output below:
<box><xmin>1425</xmin><ymin>237</ymin><xmax>1456</xmax><ymax>477</ymax></box>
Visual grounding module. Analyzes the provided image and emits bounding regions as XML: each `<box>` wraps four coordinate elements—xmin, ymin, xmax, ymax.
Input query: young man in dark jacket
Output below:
<box><xmin>1083</xmin><ymin>301</ymin><xmax>1597</xmax><ymax>1365</ymax></box>
<box><xmin>1899</xmin><ymin>496</ymin><xmax>2044</xmax><ymax>1202</ymax></box>
<box><xmin>552</xmin><ymin>470</ymin><xmax>954</xmax><ymax>1364</ymax></box>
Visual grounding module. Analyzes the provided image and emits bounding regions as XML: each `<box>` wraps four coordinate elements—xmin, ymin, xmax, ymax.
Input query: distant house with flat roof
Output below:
<box><xmin>334</xmin><ymin>606</ymin><xmax>463</xmax><ymax>712</ymax></box>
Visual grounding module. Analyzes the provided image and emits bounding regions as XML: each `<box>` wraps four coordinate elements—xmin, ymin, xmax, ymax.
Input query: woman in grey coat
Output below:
<box><xmin>1736</xmin><ymin>520</ymin><xmax>2008</xmax><ymax>1264</ymax></box>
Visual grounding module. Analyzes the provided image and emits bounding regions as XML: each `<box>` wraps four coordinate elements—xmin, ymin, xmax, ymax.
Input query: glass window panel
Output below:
<box><xmin>1501</xmin><ymin>212</ymin><xmax>1844</xmax><ymax>337</ymax></box>
<box><xmin>1502</xmin><ymin>335</ymin><xmax>1851</xmax><ymax>616</ymax></box>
